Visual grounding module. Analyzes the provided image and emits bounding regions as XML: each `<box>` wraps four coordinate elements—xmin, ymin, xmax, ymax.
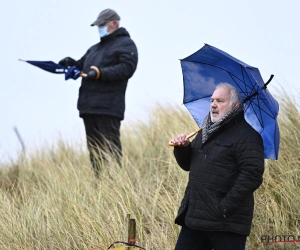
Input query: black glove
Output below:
<box><xmin>87</xmin><ymin>69</ymin><xmax>97</xmax><ymax>79</ymax></box>
<box><xmin>58</xmin><ymin>57</ymin><xmax>76</xmax><ymax>67</ymax></box>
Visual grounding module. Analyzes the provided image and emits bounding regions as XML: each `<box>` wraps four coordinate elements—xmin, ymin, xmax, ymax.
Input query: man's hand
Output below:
<box><xmin>170</xmin><ymin>134</ymin><xmax>190</xmax><ymax>147</ymax></box>
<box><xmin>58</xmin><ymin>57</ymin><xmax>76</xmax><ymax>67</ymax></box>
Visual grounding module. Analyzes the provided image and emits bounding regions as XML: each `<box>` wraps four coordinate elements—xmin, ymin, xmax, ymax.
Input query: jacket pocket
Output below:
<box><xmin>203</xmin><ymin>183</ymin><xmax>229</xmax><ymax>199</ymax></box>
<box><xmin>202</xmin><ymin>183</ymin><xmax>229</xmax><ymax>219</ymax></box>
<box><xmin>214</xmin><ymin>139</ymin><xmax>233</xmax><ymax>151</ymax></box>
<box><xmin>209</xmin><ymin>139</ymin><xmax>235</xmax><ymax>164</ymax></box>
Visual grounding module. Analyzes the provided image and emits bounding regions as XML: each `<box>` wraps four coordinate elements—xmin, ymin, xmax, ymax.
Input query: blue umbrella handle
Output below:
<box><xmin>168</xmin><ymin>128</ymin><xmax>202</xmax><ymax>147</ymax></box>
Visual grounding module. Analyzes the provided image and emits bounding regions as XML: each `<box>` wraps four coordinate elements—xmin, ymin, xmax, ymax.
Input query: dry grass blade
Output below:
<box><xmin>0</xmin><ymin>97</ymin><xmax>299</xmax><ymax>249</ymax></box>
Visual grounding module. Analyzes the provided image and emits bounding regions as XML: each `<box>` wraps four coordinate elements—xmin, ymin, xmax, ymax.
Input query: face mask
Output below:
<box><xmin>98</xmin><ymin>26</ymin><xmax>109</xmax><ymax>38</ymax></box>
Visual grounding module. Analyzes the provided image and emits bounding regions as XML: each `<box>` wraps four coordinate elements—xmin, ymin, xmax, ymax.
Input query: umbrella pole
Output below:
<box><xmin>169</xmin><ymin>128</ymin><xmax>202</xmax><ymax>147</ymax></box>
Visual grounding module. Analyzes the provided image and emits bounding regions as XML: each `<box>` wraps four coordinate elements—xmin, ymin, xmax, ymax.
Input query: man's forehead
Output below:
<box><xmin>212</xmin><ymin>86</ymin><xmax>231</xmax><ymax>98</ymax></box>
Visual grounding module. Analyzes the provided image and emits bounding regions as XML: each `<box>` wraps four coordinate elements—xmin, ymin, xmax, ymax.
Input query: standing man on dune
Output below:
<box><xmin>170</xmin><ymin>83</ymin><xmax>264</xmax><ymax>250</ymax></box>
<box><xmin>59</xmin><ymin>9</ymin><xmax>138</xmax><ymax>177</ymax></box>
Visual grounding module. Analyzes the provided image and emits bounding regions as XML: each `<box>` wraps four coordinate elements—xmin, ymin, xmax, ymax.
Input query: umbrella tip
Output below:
<box><xmin>18</xmin><ymin>59</ymin><xmax>26</xmax><ymax>62</ymax></box>
<box><xmin>263</xmin><ymin>74</ymin><xmax>274</xmax><ymax>89</ymax></box>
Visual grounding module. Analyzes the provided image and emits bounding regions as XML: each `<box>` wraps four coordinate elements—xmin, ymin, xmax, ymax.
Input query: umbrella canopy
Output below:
<box><xmin>181</xmin><ymin>44</ymin><xmax>280</xmax><ymax>160</ymax></box>
<box><xmin>19</xmin><ymin>59</ymin><xmax>83</xmax><ymax>80</ymax></box>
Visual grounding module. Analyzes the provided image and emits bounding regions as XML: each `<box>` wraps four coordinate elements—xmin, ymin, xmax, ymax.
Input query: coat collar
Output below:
<box><xmin>201</xmin><ymin>110</ymin><xmax>245</xmax><ymax>146</ymax></box>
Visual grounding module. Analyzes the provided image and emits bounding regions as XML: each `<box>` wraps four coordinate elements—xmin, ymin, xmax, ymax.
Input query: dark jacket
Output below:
<box><xmin>76</xmin><ymin>27</ymin><xmax>138</xmax><ymax>119</ymax></box>
<box><xmin>174</xmin><ymin>112</ymin><xmax>264</xmax><ymax>236</ymax></box>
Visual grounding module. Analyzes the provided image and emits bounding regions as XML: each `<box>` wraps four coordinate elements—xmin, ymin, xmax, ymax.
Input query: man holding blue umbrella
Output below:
<box><xmin>59</xmin><ymin>9</ymin><xmax>138</xmax><ymax>177</ymax></box>
<box><xmin>171</xmin><ymin>83</ymin><xmax>264</xmax><ymax>250</ymax></box>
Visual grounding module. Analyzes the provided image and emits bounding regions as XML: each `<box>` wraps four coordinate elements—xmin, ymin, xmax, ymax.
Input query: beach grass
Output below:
<box><xmin>0</xmin><ymin>95</ymin><xmax>300</xmax><ymax>250</ymax></box>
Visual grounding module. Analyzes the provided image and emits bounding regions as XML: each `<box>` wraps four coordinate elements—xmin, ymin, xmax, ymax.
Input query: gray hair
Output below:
<box><xmin>216</xmin><ymin>83</ymin><xmax>243</xmax><ymax>105</ymax></box>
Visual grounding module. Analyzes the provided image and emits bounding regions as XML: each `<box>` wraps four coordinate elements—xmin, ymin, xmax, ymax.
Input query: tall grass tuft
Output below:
<box><xmin>0</xmin><ymin>97</ymin><xmax>300</xmax><ymax>250</ymax></box>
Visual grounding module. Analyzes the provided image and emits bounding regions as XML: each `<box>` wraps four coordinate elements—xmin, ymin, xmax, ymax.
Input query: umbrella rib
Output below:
<box><xmin>231</xmin><ymin>66</ymin><xmax>277</xmax><ymax>118</ymax></box>
<box><xmin>183</xmin><ymin>61</ymin><xmax>257</xmax><ymax>102</ymax></box>
<box><xmin>246</xmin><ymin>98</ymin><xmax>264</xmax><ymax>131</ymax></box>
<box><xmin>240</xmin><ymin>66</ymin><xmax>257</xmax><ymax>95</ymax></box>
<box><xmin>248</xmin><ymin>96</ymin><xmax>277</xmax><ymax>119</ymax></box>
<box><xmin>243</xmin><ymin>92</ymin><xmax>276</xmax><ymax>123</ymax></box>
<box><xmin>183</xmin><ymin>62</ymin><xmax>275</xmax><ymax>118</ymax></box>
<box><xmin>185</xmin><ymin>61</ymin><xmax>254</xmax><ymax>91</ymax></box>
<box><xmin>183</xmin><ymin>95</ymin><xmax>212</xmax><ymax>104</ymax></box>
<box><xmin>227</xmin><ymin>71</ymin><xmax>255</xmax><ymax>97</ymax></box>
<box><xmin>240</xmin><ymin>67</ymin><xmax>277</xmax><ymax>118</ymax></box>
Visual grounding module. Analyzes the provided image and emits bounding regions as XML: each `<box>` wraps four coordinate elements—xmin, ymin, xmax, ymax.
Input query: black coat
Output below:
<box><xmin>76</xmin><ymin>27</ymin><xmax>138</xmax><ymax>119</ymax></box>
<box><xmin>174</xmin><ymin>112</ymin><xmax>264</xmax><ymax>236</ymax></box>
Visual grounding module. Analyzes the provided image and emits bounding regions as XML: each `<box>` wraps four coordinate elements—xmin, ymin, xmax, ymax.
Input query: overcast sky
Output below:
<box><xmin>1</xmin><ymin>0</ymin><xmax>299</xmax><ymax>163</ymax></box>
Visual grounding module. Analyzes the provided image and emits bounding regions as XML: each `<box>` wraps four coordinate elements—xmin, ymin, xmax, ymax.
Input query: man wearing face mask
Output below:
<box><xmin>59</xmin><ymin>9</ymin><xmax>138</xmax><ymax>178</ymax></box>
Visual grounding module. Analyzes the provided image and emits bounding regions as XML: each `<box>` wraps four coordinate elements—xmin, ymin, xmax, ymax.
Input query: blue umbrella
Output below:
<box><xmin>179</xmin><ymin>44</ymin><xmax>280</xmax><ymax>160</ymax></box>
<box><xmin>19</xmin><ymin>59</ymin><xmax>86</xmax><ymax>80</ymax></box>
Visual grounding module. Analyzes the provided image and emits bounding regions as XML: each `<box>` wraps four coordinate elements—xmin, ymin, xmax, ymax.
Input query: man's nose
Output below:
<box><xmin>211</xmin><ymin>101</ymin><xmax>217</xmax><ymax>107</ymax></box>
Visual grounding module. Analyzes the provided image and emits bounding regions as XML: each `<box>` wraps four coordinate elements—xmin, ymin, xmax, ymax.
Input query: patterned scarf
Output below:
<box><xmin>202</xmin><ymin>104</ymin><xmax>243</xmax><ymax>144</ymax></box>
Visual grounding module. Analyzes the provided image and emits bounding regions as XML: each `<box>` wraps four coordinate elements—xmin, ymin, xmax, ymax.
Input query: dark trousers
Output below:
<box><xmin>174</xmin><ymin>224</ymin><xmax>247</xmax><ymax>250</ymax></box>
<box><xmin>82</xmin><ymin>115</ymin><xmax>122</xmax><ymax>177</ymax></box>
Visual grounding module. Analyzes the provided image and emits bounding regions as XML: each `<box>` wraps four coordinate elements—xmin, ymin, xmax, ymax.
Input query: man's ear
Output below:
<box><xmin>113</xmin><ymin>20</ymin><xmax>119</xmax><ymax>27</ymax></box>
<box><xmin>233</xmin><ymin>101</ymin><xmax>240</xmax><ymax>108</ymax></box>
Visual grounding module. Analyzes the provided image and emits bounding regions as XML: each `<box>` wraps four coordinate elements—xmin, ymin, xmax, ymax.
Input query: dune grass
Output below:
<box><xmin>1</xmin><ymin>96</ymin><xmax>300</xmax><ymax>250</ymax></box>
